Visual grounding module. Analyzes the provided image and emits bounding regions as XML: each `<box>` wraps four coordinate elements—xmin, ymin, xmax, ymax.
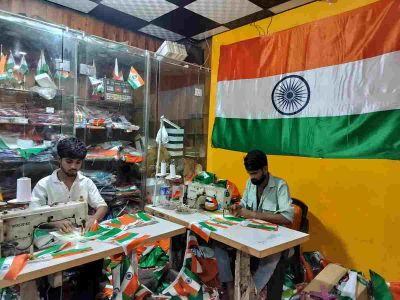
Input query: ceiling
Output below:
<box><xmin>45</xmin><ymin>0</ymin><xmax>317</xmax><ymax>42</ymax></box>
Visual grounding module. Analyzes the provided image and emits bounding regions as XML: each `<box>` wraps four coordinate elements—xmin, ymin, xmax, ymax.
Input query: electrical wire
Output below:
<box><xmin>266</xmin><ymin>15</ymin><xmax>274</xmax><ymax>35</ymax></box>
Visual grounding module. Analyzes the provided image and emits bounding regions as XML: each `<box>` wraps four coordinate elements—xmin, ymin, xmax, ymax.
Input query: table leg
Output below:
<box><xmin>234</xmin><ymin>250</ymin><xmax>241</xmax><ymax>300</ymax></box>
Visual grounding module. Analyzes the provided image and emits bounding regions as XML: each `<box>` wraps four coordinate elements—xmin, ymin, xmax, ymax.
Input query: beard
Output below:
<box><xmin>60</xmin><ymin>165</ymin><xmax>78</xmax><ymax>177</ymax></box>
<box><xmin>251</xmin><ymin>173</ymin><xmax>267</xmax><ymax>185</ymax></box>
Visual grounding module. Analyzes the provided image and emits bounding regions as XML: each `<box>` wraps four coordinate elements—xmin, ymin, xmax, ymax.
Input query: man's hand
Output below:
<box><xmin>85</xmin><ymin>216</ymin><xmax>96</xmax><ymax>232</ymax></box>
<box><xmin>230</xmin><ymin>203</ymin><xmax>242</xmax><ymax>216</ymax></box>
<box><xmin>53</xmin><ymin>220</ymin><xmax>74</xmax><ymax>233</ymax></box>
<box><xmin>238</xmin><ymin>208</ymin><xmax>255</xmax><ymax>219</ymax></box>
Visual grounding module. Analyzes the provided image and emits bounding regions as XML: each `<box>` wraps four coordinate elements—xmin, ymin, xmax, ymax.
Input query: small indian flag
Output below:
<box><xmin>19</xmin><ymin>55</ymin><xmax>29</xmax><ymax>75</ymax></box>
<box><xmin>190</xmin><ymin>222</ymin><xmax>217</xmax><ymax>242</ymax></box>
<box><xmin>36</xmin><ymin>50</ymin><xmax>49</xmax><ymax>75</ymax></box>
<box><xmin>184</xmin><ymin>250</ymin><xmax>202</xmax><ymax>274</ymax></box>
<box><xmin>127</xmin><ymin>66</ymin><xmax>144</xmax><ymax>90</ymax></box>
<box><xmin>113</xmin><ymin>58</ymin><xmax>123</xmax><ymax>81</ymax></box>
<box><xmin>115</xmin><ymin>233</ymin><xmax>151</xmax><ymax>255</ymax></box>
<box><xmin>120</xmin><ymin>267</ymin><xmax>140</xmax><ymax>299</ymax></box>
<box><xmin>0</xmin><ymin>254</ymin><xmax>29</xmax><ymax>280</ymax></box>
<box><xmin>6</xmin><ymin>51</ymin><xmax>15</xmax><ymax>73</ymax></box>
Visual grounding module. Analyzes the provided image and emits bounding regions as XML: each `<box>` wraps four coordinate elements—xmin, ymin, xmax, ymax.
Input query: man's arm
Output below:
<box><xmin>237</xmin><ymin>208</ymin><xmax>292</xmax><ymax>225</ymax></box>
<box><xmin>235</xmin><ymin>179</ymin><xmax>293</xmax><ymax>226</ymax></box>
<box><xmin>85</xmin><ymin>180</ymin><xmax>108</xmax><ymax>231</ymax></box>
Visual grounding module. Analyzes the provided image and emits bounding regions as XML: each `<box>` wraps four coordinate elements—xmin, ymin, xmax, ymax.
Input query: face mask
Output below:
<box><xmin>251</xmin><ymin>173</ymin><xmax>267</xmax><ymax>185</ymax></box>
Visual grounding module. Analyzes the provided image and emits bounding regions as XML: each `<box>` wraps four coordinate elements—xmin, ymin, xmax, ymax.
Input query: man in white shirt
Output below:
<box><xmin>32</xmin><ymin>137</ymin><xmax>108</xmax><ymax>232</ymax></box>
<box><xmin>27</xmin><ymin>137</ymin><xmax>108</xmax><ymax>299</ymax></box>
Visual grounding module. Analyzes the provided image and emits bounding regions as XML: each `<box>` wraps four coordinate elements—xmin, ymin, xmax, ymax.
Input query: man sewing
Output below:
<box><xmin>28</xmin><ymin>137</ymin><xmax>108</xmax><ymax>299</ymax></box>
<box><xmin>32</xmin><ymin>137</ymin><xmax>108</xmax><ymax>232</ymax></box>
<box><xmin>215</xmin><ymin>150</ymin><xmax>294</xmax><ymax>300</ymax></box>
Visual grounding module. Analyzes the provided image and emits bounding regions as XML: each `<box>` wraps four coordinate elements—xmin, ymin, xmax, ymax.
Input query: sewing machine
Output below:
<box><xmin>0</xmin><ymin>201</ymin><xmax>88</xmax><ymax>256</ymax></box>
<box><xmin>186</xmin><ymin>182</ymin><xmax>231</xmax><ymax>210</ymax></box>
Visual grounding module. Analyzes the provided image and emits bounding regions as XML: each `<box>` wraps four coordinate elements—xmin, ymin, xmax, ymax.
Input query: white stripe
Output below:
<box><xmin>0</xmin><ymin>256</ymin><xmax>14</xmax><ymax>280</ymax></box>
<box><xmin>166</xmin><ymin>143</ymin><xmax>184</xmax><ymax>149</ymax></box>
<box><xmin>216</xmin><ymin>51</ymin><xmax>400</xmax><ymax>119</ymax></box>
<box><xmin>167</xmin><ymin>136</ymin><xmax>184</xmax><ymax>142</ymax></box>
<box><xmin>168</xmin><ymin>150</ymin><xmax>183</xmax><ymax>156</ymax></box>
<box><xmin>166</xmin><ymin>128</ymin><xmax>184</xmax><ymax>134</ymax></box>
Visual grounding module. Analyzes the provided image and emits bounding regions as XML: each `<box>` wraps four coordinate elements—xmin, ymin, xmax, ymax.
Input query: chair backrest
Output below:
<box><xmin>290</xmin><ymin>198</ymin><xmax>309</xmax><ymax>233</ymax></box>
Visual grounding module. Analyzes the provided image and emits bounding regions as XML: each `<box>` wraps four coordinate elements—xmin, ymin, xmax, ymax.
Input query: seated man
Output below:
<box><xmin>26</xmin><ymin>137</ymin><xmax>108</xmax><ymax>300</ymax></box>
<box><xmin>32</xmin><ymin>137</ymin><xmax>108</xmax><ymax>232</ymax></box>
<box><xmin>215</xmin><ymin>150</ymin><xmax>294</xmax><ymax>300</ymax></box>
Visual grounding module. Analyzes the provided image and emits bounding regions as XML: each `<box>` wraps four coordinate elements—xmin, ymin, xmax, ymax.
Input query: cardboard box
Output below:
<box><xmin>303</xmin><ymin>264</ymin><xmax>369</xmax><ymax>300</ymax></box>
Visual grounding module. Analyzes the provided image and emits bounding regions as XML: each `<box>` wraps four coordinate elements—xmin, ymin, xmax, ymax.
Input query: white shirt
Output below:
<box><xmin>31</xmin><ymin>169</ymin><xmax>107</xmax><ymax>209</ymax></box>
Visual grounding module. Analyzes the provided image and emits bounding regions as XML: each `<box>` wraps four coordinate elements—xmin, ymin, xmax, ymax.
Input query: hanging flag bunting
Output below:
<box><xmin>36</xmin><ymin>50</ymin><xmax>49</xmax><ymax>75</ymax></box>
<box><xmin>19</xmin><ymin>55</ymin><xmax>29</xmax><ymax>75</ymax></box>
<box><xmin>6</xmin><ymin>51</ymin><xmax>15</xmax><ymax>74</ymax></box>
<box><xmin>0</xmin><ymin>254</ymin><xmax>29</xmax><ymax>280</ymax></box>
<box><xmin>127</xmin><ymin>66</ymin><xmax>144</xmax><ymax>90</ymax></box>
<box><xmin>33</xmin><ymin>241</ymin><xmax>73</xmax><ymax>259</ymax></box>
<box><xmin>212</xmin><ymin>0</ymin><xmax>400</xmax><ymax>159</ymax></box>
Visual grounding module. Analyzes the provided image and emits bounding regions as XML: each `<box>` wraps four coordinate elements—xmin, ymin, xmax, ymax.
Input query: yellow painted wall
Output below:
<box><xmin>207</xmin><ymin>0</ymin><xmax>400</xmax><ymax>280</ymax></box>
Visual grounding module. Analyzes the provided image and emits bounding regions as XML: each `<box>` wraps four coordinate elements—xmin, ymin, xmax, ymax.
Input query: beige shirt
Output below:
<box><xmin>31</xmin><ymin>169</ymin><xmax>107</xmax><ymax>209</ymax></box>
<box><xmin>240</xmin><ymin>174</ymin><xmax>294</xmax><ymax>222</ymax></box>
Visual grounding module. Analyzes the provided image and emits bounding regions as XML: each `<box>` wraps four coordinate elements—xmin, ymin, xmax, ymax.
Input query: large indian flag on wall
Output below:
<box><xmin>212</xmin><ymin>0</ymin><xmax>400</xmax><ymax>159</ymax></box>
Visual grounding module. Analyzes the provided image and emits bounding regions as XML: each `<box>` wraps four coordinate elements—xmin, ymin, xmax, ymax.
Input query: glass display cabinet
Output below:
<box><xmin>0</xmin><ymin>10</ymin><xmax>210</xmax><ymax>213</ymax></box>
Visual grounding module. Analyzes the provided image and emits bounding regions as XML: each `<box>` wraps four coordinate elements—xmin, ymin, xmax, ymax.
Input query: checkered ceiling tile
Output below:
<box><xmin>139</xmin><ymin>24</ymin><xmax>185</xmax><ymax>41</ymax></box>
<box><xmin>44</xmin><ymin>0</ymin><xmax>317</xmax><ymax>42</ymax></box>
<box><xmin>101</xmin><ymin>0</ymin><xmax>178</xmax><ymax>22</ymax></box>
<box><xmin>47</xmin><ymin>0</ymin><xmax>98</xmax><ymax>13</ymax></box>
<box><xmin>185</xmin><ymin>0</ymin><xmax>263</xmax><ymax>24</ymax></box>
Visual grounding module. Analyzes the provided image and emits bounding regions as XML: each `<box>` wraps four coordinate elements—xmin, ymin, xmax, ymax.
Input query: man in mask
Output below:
<box><xmin>215</xmin><ymin>150</ymin><xmax>294</xmax><ymax>300</ymax></box>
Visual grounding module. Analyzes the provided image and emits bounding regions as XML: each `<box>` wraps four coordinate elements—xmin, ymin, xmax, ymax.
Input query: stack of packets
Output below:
<box><xmin>190</xmin><ymin>216</ymin><xmax>278</xmax><ymax>242</ymax></box>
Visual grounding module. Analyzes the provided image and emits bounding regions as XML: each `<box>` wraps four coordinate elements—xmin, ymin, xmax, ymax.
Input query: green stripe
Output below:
<box><xmin>35</xmin><ymin>244</ymin><xmax>64</xmax><ymax>257</ymax></box>
<box><xmin>223</xmin><ymin>216</ymin><xmax>245</xmax><ymax>222</ymax></box>
<box><xmin>137</xmin><ymin>212</ymin><xmax>151</xmax><ymax>221</ymax></box>
<box><xmin>84</xmin><ymin>226</ymin><xmax>109</xmax><ymax>238</ymax></box>
<box><xmin>212</xmin><ymin>109</ymin><xmax>400</xmax><ymax>159</ymax></box>
<box><xmin>116</xmin><ymin>233</ymin><xmax>139</xmax><ymax>243</ymax></box>
<box><xmin>0</xmin><ymin>257</ymin><xmax>5</xmax><ymax>267</ymax></box>
<box><xmin>198</xmin><ymin>222</ymin><xmax>217</xmax><ymax>232</ymax></box>
<box><xmin>111</xmin><ymin>219</ymin><xmax>122</xmax><ymax>225</ymax></box>
<box><xmin>97</xmin><ymin>228</ymin><xmax>122</xmax><ymax>241</ymax></box>
<box><xmin>212</xmin><ymin>219</ymin><xmax>234</xmax><ymax>226</ymax></box>
<box><xmin>52</xmin><ymin>247</ymin><xmax>92</xmax><ymax>258</ymax></box>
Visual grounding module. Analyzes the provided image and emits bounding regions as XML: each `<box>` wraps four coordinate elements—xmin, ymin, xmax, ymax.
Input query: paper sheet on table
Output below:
<box><xmin>221</xmin><ymin>225</ymin><xmax>279</xmax><ymax>244</ymax></box>
<box><xmin>50</xmin><ymin>229</ymin><xmax>85</xmax><ymax>242</ymax></box>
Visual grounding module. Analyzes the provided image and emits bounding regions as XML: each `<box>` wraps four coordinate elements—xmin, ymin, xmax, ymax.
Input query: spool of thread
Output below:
<box><xmin>170</xmin><ymin>163</ymin><xmax>176</xmax><ymax>178</ymax></box>
<box><xmin>160</xmin><ymin>161</ymin><xmax>167</xmax><ymax>175</ymax></box>
<box><xmin>16</xmin><ymin>177</ymin><xmax>31</xmax><ymax>202</ymax></box>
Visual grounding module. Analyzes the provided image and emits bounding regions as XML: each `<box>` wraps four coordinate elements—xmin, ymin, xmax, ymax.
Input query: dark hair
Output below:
<box><xmin>57</xmin><ymin>137</ymin><xmax>87</xmax><ymax>160</ymax></box>
<box><xmin>244</xmin><ymin>150</ymin><xmax>268</xmax><ymax>171</ymax></box>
